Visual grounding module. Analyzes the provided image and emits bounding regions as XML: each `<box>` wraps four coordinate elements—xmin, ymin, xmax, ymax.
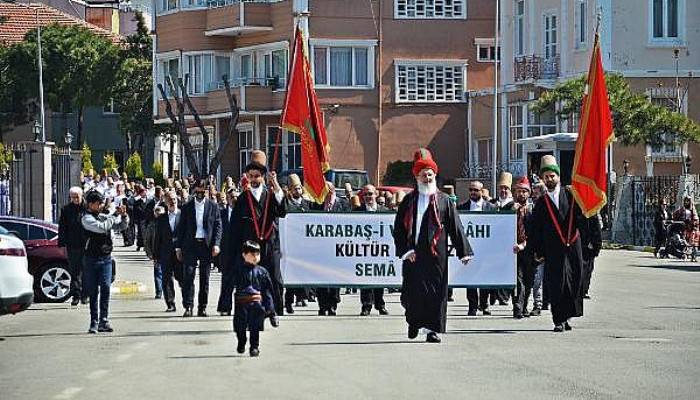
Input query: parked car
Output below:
<box><xmin>0</xmin><ymin>224</ymin><xmax>33</xmax><ymax>315</ymax></box>
<box><xmin>0</xmin><ymin>217</ymin><xmax>70</xmax><ymax>303</ymax></box>
<box><xmin>279</xmin><ymin>168</ymin><xmax>370</xmax><ymax>196</ymax></box>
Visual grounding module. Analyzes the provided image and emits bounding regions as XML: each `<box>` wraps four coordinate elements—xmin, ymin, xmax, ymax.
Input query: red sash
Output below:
<box><xmin>543</xmin><ymin>193</ymin><xmax>579</xmax><ymax>248</ymax></box>
<box><xmin>246</xmin><ymin>190</ymin><xmax>274</xmax><ymax>241</ymax></box>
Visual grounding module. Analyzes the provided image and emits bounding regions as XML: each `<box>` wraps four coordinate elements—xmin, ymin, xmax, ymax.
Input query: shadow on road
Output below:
<box><xmin>645</xmin><ymin>305</ymin><xmax>700</xmax><ymax>310</ymax></box>
<box><xmin>0</xmin><ymin>329</ymin><xmax>230</xmax><ymax>339</ymax></box>
<box><xmin>632</xmin><ymin>263</ymin><xmax>700</xmax><ymax>272</ymax></box>
<box><xmin>447</xmin><ymin>329</ymin><xmax>553</xmax><ymax>334</ymax></box>
<box><xmin>288</xmin><ymin>340</ymin><xmax>417</xmax><ymax>346</ymax></box>
<box><xmin>168</xmin><ymin>355</ymin><xmax>242</xmax><ymax>359</ymax></box>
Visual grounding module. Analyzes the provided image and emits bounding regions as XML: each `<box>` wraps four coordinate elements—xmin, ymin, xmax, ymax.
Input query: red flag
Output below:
<box><xmin>281</xmin><ymin>26</ymin><xmax>330</xmax><ymax>204</ymax></box>
<box><xmin>571</xmin><ymin>35</ymin><xmax>614</xmax><ymax>217</ymax></box>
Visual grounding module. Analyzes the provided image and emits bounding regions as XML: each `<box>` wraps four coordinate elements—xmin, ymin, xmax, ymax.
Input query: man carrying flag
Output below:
<box><xmin>281</xmin><ymin>25</ymin><xmax>330</xmax><ymax>204</ymax></box>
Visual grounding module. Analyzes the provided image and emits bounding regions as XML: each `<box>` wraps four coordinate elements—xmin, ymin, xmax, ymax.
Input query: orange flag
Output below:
<box><xmin>281</xmin><ymin>26</ymin><xmax>330</xmax><ymax>204</ymax></box>
<box><xmin>571</xmin><ymin>35</ymin><xmax>614</xmax><ymax>217</ymax></box>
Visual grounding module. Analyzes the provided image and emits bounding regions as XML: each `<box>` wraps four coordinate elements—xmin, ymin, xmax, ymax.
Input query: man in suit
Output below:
<box><xmin>176</xmin><ymin>179</ymin><xmax>223</xmax><ymax>317</ymax></box>
<box><xmin>283</xmin><ymin>174</ymin><xmax>311</xmax><ymax>314</ymax></box>
<box><xmin>457</xmin><ymin>180</ymin><xmax>496</xmax><ymax>316</ymax></box>
<box><xmin>356</xmin><ymin>184</ymin><xmax>390</xmax><ymax>316</ymax></box>
<box><xmin>217</xmin><ymin>187</ymin><xmax>240</xmax><ymax>316</ymax></box>
<box><xmin>313</xmin><ymin>181</ymin><xmax>349</xmax><ymax>316</ymax></box>
<box><xmin>153</xmin><ymin>191</ymin><xmax>180</xmax><ymax>312</ymax></box>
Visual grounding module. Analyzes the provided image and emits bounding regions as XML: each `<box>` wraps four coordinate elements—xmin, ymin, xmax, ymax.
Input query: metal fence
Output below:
<box><xmin>52</xmin><ymin>147</ymin><xmax>72</xmax><ymax>223</ymax></box>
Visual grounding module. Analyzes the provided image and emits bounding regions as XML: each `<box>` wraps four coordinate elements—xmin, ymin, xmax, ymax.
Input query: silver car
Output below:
<box><xmin>0</xmin><ymin>224</ymin><xmax>34</xmax><ymax>315</ymax></box>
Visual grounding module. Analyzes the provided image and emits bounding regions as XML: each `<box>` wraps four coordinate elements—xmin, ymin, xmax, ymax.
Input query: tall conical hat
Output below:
<box><xmin>540</xmin><ymin>155</ymin><xmax>560</xmax><ymax>176</ymax></box>
<box><xmin>288</xmin><ymin>173</ymin><xmax>302</xmax><ymax>188</ymax></box>
<box><xmin>497</xmin><ymin>172</ymin><xmax>513</xmax><ymax>188</ymax></box>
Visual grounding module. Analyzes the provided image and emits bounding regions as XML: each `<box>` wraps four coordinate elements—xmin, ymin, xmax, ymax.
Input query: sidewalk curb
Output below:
<box><xmin>602</xmin><ymin>242</ymin><xmax>655</xmax><ymax>253</ymax></box>
<box><xmin>111</xmin><ymin>280</ymin><xmax>147</xmax><ymax>295</ymax></box>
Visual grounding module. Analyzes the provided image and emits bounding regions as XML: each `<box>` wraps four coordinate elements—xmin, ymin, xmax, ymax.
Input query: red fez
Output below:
<box><xmin>412</xmin><ymin>148</ymin><xmax>439</xmax><ymax>176</ymax></box>
<box><xmin>513</xmin><ymin>176</ymin><xmax>531</xmax><ymax>192</ymax></box>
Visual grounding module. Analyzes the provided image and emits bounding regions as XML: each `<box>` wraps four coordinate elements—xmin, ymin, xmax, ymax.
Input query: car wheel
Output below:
<box><xmin>34</xmin><ymin>263</ymin><xmax>73</xmax><ymax>303</ymax></box>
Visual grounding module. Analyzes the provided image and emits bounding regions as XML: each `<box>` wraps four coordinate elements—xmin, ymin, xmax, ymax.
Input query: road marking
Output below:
<box><xmin>86</xmin><ymin>370</ymin><xmax>108</xmax><ymax>380</ymax></box>
<box><xmin>116</xmin><ymin>353</ymin><xmax>133</xmax><ymax>362</ymax></box>
<box><xmin>54</xmin><ymin>387</ymin><xmax>83</xmax><ymax>399</ymax></box>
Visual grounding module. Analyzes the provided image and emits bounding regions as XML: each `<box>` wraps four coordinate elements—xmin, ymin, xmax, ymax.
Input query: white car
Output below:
<box><xmin>0</xmin><ymin>225</ymin><xmax>34</xmax><ymax>316</ymax></box>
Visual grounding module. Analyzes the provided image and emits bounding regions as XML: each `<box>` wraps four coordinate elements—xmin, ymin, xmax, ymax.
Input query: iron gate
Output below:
<box><xmin>52</xmin><ymin>147</ymin><xmax>72</xmax><ymax>223</ymax></box>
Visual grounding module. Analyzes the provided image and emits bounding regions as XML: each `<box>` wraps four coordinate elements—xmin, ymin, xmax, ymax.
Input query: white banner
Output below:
<box><xmin>280</xmin><ymin>212</ymin><xmax>516</xmax><ymax>288</ymax></box>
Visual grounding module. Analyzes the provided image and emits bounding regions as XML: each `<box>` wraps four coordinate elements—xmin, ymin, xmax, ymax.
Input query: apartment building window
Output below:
<box><xmin>266</xmin><ymin>127</ymin><xmax>301</xmax><ymax>172</ymax></box>
<box><xmin>574</xmin><ymin>0</ymin><xmax>587</xmax><ymax>49</ymax></box>
<box><xmin>185</xmin><ymin>54</ymin><xmax>232</xmax><ymax>94</ymax></box>
<box><xmin>311</xmin><ymin>44</ymin><xmax>372</xmax><ymax>88</ymax></box>
<box><xmin>182</xmin><ymin>0</ymin><xmax>207</xmax><ymax>9</ymax></box>
<box><xmin>527</xmin><ymin>104</ymin><xmax>557</xmax><ymax>137</ymax></box>
<box><xmin>509</xmin><ymin>104</ymin><xmax>524</xmax><ymax>161</ymax></box>
<box><xmin>477</xmin><ymin>139</ymin><xmax>493</xmax><ymax>165</ymax></box>
<box><xmin>514</xmin><ymin>0</ymin><xmax>525</xmax><ymax>56</ymax></box>
<box><xmin>649</xmin><ymin>88</ymin><xmax>683</xmax><ymax>156</ymax></box>
<box><xmin>214</xmin><ymin>56</ymin><xmax>231</xmax><ymax>88</ymax></box>
<box><xmin>158</xmin><ymin>0</ymin><xmax>177</xmax><ymax>13</ymax></box>
<box><xmin>159</xmin><ymin>58</ymin><xmax>180</xmax><ymax>96</ymax></box>
<box><xmin>238</xmin><ymin>125</ymin><xmax>255</xmax><ymax>176</ymax></box>
<box><xmin>475</xmin><ymin>39</ymin><xmax>500</xmax><ymax>62</ymax></box>
<box><xmin>650</xmin><ymin>0</ymin><xmax>682</xmax><ymax>43</ymax></box>
<box><xmin>543</xmin><ymin>13</ymin><xmax>557</xmax><ymax>60</ymax></box>
<box><xmin>235</xmin><ymin>43</ymin><xmax>288</xmax><ymax>88</ymax></box>
<box><xmin>395</xmin><ymin>61</ymin><xmax>465</xmax><ymax>103</ymax></box>
<box><xmin>395</xmin><ymin>0</ymin><xmax>466</xmax><ymax>19</ymax></box>
<box><xmin>103</xmin><ymin>99</ymin><xmax>120</xmax><ymax>114</ymax></box>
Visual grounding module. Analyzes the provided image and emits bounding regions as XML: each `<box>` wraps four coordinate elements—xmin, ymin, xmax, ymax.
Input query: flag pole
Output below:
<box><xmin>491</xmin><ymin>0</ymin><xmax>500</xmax><ymax>193</ymax></box>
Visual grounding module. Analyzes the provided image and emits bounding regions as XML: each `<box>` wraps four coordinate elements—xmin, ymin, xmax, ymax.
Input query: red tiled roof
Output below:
<box><xmin>0</xmin><ymin>2</ymin><xmax>123</xmax><ymax>46</ymax></box>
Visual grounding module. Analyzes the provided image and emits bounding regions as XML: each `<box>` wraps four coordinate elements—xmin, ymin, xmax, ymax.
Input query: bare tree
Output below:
<box><xmin>155</xmin><ymin>75</ymin><xmax>239</xmax><ymax>179</ymax></box>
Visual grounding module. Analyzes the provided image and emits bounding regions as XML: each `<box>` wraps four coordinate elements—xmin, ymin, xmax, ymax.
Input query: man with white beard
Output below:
<box><xmin>393</xmin><ymin>148</ymin><xmax>473</xmax><ymax>343</ymax></box>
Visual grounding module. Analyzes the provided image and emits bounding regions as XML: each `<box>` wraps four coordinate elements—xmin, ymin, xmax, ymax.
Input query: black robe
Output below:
<box><xmin>231</xmin><ymin>187</ymin><xmax>286</xmax><ymax>315</ymax></box>
<box><xmin>393</xmin><ymin>191</ymin><xmax>472</xmax><ymax>333</ymax></box>
<box><xmin>529</xmin><ymin>186</ymin><xmax>589</xmax><ymax>325</ymax></box>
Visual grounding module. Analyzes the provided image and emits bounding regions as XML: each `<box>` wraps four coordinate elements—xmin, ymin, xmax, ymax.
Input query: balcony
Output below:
<box><xmin>157</xmin><ymin>78</ymin><xmax>284</xmax><ymax>118</ymax></box>
<box><xmin>205</xmin><ymin>0</ymin><xmax>277</xmax><ymax>37</ymax></box>
<box><xmin>513</xmin><ymin>55</ymin><xmax>560</xmax><ymax>82</ymax></box>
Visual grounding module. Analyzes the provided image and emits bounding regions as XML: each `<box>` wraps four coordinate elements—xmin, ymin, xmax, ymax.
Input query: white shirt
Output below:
<box><xmin>496</xmin><ymin>196</ymin><xmax>514</xmax><ymax>209</ymax></box>
<box><xmin>366</xmin><ymin>203</ymin><xmax>378</xmax><ymax>212</ymax></box>
<box><xmin>414</xmin><ymin>193</ymin><xmax>430</xmax><ymax>245</ymax></box>
<box><xmin>547</xmin><ymin>184</ymin><xmax>561</xmax><ymax>209</ymax></box>
<box><xmin>168</xmin><ymin>210</ymin><xmax>179</xmax><ymax>232</ymax></box>
<box><xmin>469</xmin><ymin>199</ymin><xmax>485</xmax><ymax>211</ymax></box>
<box><xmin>250</xmin><ymin>184</ymin><xmax>284</xmax><ymax>204</ymax></box>
<box><xmin>227</xmin><ymin>206</ymin><xmax>234</xmax><ymax>223</ymax></box>
<box><xmin>195</xmin><ymin>199</ymin><xmax>206</xmax><ymax>239</ymax></box>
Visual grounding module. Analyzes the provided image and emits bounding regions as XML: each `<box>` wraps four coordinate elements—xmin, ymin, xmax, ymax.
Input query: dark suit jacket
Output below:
<box><xmin>220</xmin><ymin>205</ymin><xmax>239</xmax><ymax>268</ymax></box>
<box><xmin>176</xmin><ymin>199</ymin><xmax>222</xmax><ymax>262</ymax></box>
<box><xmin>153</xmin><ymin>211</ymin><xmax>180</xmax><ymax>266</ymax></box>
<box><xmin>356</xmin><ymin>203</ymin><xmax>390</xmax><ymax>212</ymax></box>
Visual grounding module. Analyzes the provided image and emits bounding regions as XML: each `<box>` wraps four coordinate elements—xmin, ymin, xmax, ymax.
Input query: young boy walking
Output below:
<box><xmin>233</xmin><ymin>241</ymin><xmax>278</xmax><ymax>357</ymax></box>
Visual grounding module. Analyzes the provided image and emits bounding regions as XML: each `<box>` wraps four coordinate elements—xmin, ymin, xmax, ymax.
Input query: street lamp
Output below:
<box><xmin>64</xmin><ymin>130</ymin><xmax>73</xmax><ymax>149</ymax></box>
<box><xmin>32</xmin><ymin>121</ymin><xmax>42</xmax><ymax>142</ymax></box>
<box><xmin>685</xmin><ymin>155</ymin><xmax>692</xmax><ymax>175</ymax></box>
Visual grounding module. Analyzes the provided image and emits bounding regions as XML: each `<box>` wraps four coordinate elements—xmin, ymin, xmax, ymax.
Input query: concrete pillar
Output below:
<box><xmin>12</xmin><ymin>141</ymin><xmax>54</xmax><ymax>221</ymax></box>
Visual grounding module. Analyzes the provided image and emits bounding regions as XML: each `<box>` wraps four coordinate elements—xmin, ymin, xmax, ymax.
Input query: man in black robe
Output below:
<box><xmin>231</xmin><ymin>153</ymin><xmax>286</xmax><ymax>320</ymax></box>
<box><xmin>283</xmin><ymin>174</ymin><xmax>311</xmax><ymax>314</ymax></box>
<box><xmin>393</xmin><ymin>148</ymin><xmax>473</xmax><ymax>343</ymax></box>
<box><xmin>356</xmin><ymin>184</ymin><xmax>390</xmax><ymax>316</ymax></box>
<box><xmin>529</xmin><ymin>155</ymin><xmax>600</xmax><ymax>332</ymax></box>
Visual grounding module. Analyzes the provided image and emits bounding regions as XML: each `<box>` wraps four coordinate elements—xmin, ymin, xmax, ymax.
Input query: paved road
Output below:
<box><xmin>1</xmin><ymin>247</ymin><xmax>699</xmax><ymax>400</ymax></box>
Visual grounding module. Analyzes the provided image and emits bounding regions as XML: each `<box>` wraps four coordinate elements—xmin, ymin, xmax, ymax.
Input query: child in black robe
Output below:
<box><xmin>233</xmin><ymin>241</ymin><xmax>277</xmax><ymax>357</ymax></box>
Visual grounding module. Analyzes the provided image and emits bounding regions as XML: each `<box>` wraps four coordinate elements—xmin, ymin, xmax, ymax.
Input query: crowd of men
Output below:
<box><xmin>58</xmin><ymin>148</ymin><xmax>608</xmax><ymax>345</ymax></box>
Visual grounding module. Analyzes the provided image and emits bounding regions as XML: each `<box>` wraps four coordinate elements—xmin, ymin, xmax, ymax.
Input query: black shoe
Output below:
<box><xmin>408</xmin><ymin>326</ymin><xmax>419</xmax><ymax>339</ymax></box>
<box><xmin>467</xmin><ymin>310</ymin><xmax>477</xmax><ymax>316</ymax></box>
<box><xmin>529</xmin><ymin>308</ymin><xmax>541</xmax><ymax>317</ymax></box>
<box><xmin>513</xmin><ymin>313</ymin><xmax>524</xmax><ymax>319</ymax></box>
<box><xmin>318</xmin><ymin>309</ymin><xmax>326</xmax><ymax>316</ymax></box>
<box><xmin>136</xmin><ymin>247</ymin><xmax>141</xmax><ymax>252</ymax></box>
<box><xmin>165</xmin><ymin>305</ymin><xmax>177</xmax><ymax>312</ymax></box>
<box><xmin>447</xmin><ymin>296</ymin><xmax>454</xmax><ymax>302</ymax></box>
<box><xmin>183</xmin><ymin>308</ymin><xmax>193</xmax><ymax>317</ymax></box>
<box><xmin>377</xmin><ymin>307</ymin><xmax>389</xmax><ymax>315</ymax></box>
<box><xmin>197</xmin><ymin>309</ymin><xmax>208</xmax><ymax>317</ymax></box>
<box><xmin>482</xmin><ymin>309</ymin><xmax>491</xmax><ymax>316</ymax></box>
<box><xmin>553</xmin><ymin>324</ymin><xmax>564</xmax><ymax>332</ymax></box>
<box><xmin>564</xmin><ymin>322</ymin><xmax>572</xmax><ymax>331</ymax></box>
<box><xmin>360</xmin><ymin>308</ymin><xmax>370</xmax><ymax>316</ymax></box>
<box><xmin>97</xmin><ymin>322</ymin><xmax>113</xmax><ymax>332</ymax></box>
<box><xmin>285</xmin><ymin>305</ymin><xmax>295</xmax><ymax>315</ymax></box>
<box><xmin>498</xmin><ymin>300</ymin><xmax>509</xmax><ymax>306</ymax></box>
<box><xmin>583</xmin><ymin>294</ymin><xmax>591</xmax><ymax>299</ymax></box>
<box><xmin>88</xmin><ymin>321</ymin><xmax>98</xmax><ymax>334</ymax></box>
<box><xmin>426</xmin><ymin>332</ymin><xmax>441</xmax><ymax>343</ymax></box>
<box><xmin>542</xmin><ymin>304</ymin><xmax>549</xmax><ymax>310</ymax></box>
<box><xmin>269</xmin><ymin>315</ymin><xmax>279</xmax><ymax>328</ymax></box>
<box><xmin>71</xmin><ymin>297</ymin><xmax>80</xmax><ymax>306</ymax></box>
<box><xmin>81</xmin><ymin>297</ymin><xmax>89</xmax><ymax>305</ymax></box>
<box><xmin>308</xmin><ymin>296</ymin><xmax>316</xmax><ymax>303</ymax></box>
<box><xmin>327</xmin><ymin>309</ymin><xmax>337</xmax><ymax>316</ymax></box>
<box><xmin>237</xmin><ymin>342</ymin><xmax>245</xmax><ymax>354</ymax></box>
<box><xmin>155</xmin><ymin>293</ymin><xmax>163</xmax><ymax>299</ymax></box>
<box><xmin>219</xmin><ymin>311</ymin><xmax>231</xmax><ymax>316</ymax></box>
<box><xmin>300</xmin><ymin>300</ymin><xmax>308</xmax><ymax>307</ymax></box>
<box><xmin>250</xmin><ymin>348</ymin><xmax>260</xmax><ymax>357</ymax></box>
